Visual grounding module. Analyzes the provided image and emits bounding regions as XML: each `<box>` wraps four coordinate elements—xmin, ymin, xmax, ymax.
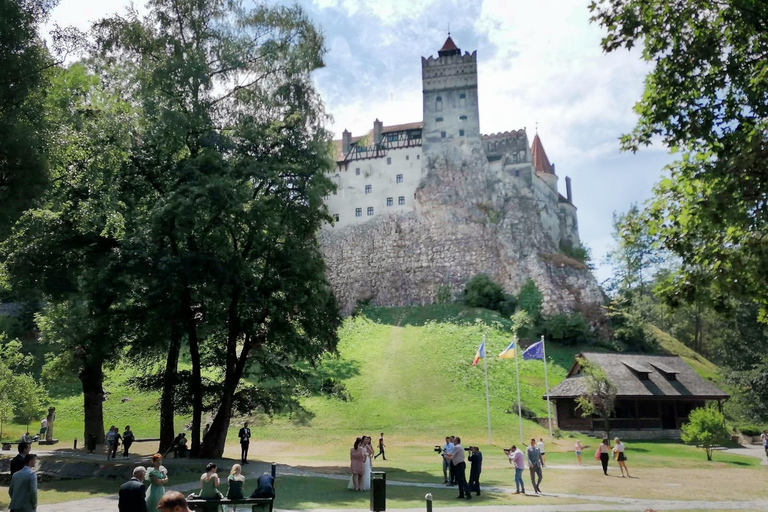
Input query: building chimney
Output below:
<box><xmin>373</xmin><ymin>118</ymin><xmax>383</xmax><ymax>145</ymax></box>
<box><xmin>342</xmin><ymin>129</ymin><xmax>351</xmax><ymax>155</ymax></box>
<box><xmin>565</xmin><ymin>176</ymin><xmax>573</xmax><ymax>203</ymax></box>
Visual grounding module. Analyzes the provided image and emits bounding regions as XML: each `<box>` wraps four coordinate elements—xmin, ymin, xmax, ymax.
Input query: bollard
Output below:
<box><xmin>271</xmin><ymin>462</ymin><xmax>277</xmax><ymax>478</ymax></box>
<box><xmin>370</xmin><ymin>472</ymin><xmax>386</xmax><ymax>512</ymax></box>
<box><xmin>425</xmin><ymin>493</ymin><xmax>433</xmax><ymax>512</ymax></box>
<box><xmin>74</xmin><ymin>438</ymin><xmax>77</xmax><ymax>450</ymax></box>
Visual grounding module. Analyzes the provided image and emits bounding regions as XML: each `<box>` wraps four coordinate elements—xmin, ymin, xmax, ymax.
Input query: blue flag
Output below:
<box><xmin>522</xmin><ymin>340</ymin><xmax>544</xmax><ymax>360</ymax></box>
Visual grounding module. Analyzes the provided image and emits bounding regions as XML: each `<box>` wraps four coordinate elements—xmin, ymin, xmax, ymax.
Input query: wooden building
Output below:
<box><xmin>547</xmin><ymin>353</ymin><xmax>729</xmax><ymax>433</ymax></box>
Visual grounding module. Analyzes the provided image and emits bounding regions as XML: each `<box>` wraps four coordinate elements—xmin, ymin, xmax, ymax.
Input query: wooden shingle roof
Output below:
<box><xmin>547</xmin><ymin>352</ymin><xmax>729</xmax><ymax>400</ymax></box>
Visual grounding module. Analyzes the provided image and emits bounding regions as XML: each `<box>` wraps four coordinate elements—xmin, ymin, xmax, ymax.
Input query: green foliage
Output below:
<box><xmin>539</xmin><ymin>313</ymin><xmax>592</xmax><ymax>346</ymax></box>
<box><xmin>0</xmin><ymin>336</ymin><xmax>46</xmax><ymax>438</ymax></box>
<box><xmin>738</xmin><ymin>425</ymin><xmax>763</xmax><ymax>437</ymax></box>
<box><xmin>435</xmin><ymin>284</ymin><xmax>453</xmax><ymax>305</ymax></box>
<box><xmin>575</xmin><ymin>356</ymin><xmax>617</xmax><ymax>438</ymax></box>
<box><xmin>681</xmin><ymin>407</ymin><xmax>730</xmax><ymax>461</ymax></box>
<box><xmin>516</xmin><ymin>279</ymin><xmax>543</xmax><ymax>324</ymax></box>
<box><xmin>559</xmin><ymin>240</ymin><xmax>593</xmax><ymax>268</ymax></box>
<box><xmin>462</xmin><ymin>274</ymin><xmax>515</xmax><ymax>316</ymax></box>
<box><xmin>607</xmin><ymin>300</ymin><xmax>658</xmax><ymax>352</ymax></box>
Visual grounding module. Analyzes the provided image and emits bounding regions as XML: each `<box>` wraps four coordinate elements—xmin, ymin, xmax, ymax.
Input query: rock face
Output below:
<box><xmin>319</xmin><ymin>144</ymin><xmax>604</xmax><ymax>315</ymax></box>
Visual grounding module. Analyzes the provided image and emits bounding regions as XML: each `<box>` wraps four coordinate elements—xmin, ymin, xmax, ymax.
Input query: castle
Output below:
<box><xmin>319</xmin><ymin>37</ymin><xmax>602</xmax><ymax>314</ymax></box>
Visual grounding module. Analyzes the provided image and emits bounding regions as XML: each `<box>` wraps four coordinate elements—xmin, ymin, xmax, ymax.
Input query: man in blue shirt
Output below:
<box><xmin>441</xmin><ymin>436</ymin><xmax>454</xmax><ymax>484</ymax></box>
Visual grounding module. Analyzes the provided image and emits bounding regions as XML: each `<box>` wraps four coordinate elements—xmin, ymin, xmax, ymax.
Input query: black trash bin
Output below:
<box><xmin>370</xmin><ymin>471</ymin><xmax>386</xmax><ymax>512</ymax></box>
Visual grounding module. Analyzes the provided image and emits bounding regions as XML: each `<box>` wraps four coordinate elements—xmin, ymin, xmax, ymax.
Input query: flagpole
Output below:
<box><xmin>514</xmin><ymin>334</ymin><xmax>524</xmax><ymax>445</ymax></box>
<box><xmin>542</xmin><ymin>335</ymin><xmax>553</xmax><ymax>440</ymax></box>
<box><xmin>482</xmin><ymin>334</ymin><xmax>492</xmax><ymax>445</ymax></box>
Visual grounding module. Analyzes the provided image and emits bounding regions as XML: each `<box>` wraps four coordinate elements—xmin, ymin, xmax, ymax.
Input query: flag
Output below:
<box><xmin>472</xmin><ymin>340</ymin><xmax>486</xmax><ymax>366</ymax></box>
<box><xmin>522</xmin><ymin>340</ymin><xmax>544</xmax><ymax>360</ymax></box>
<box><xmin>498</xmin><ymin>341</ymin><xmax>515</xmax><ymax>359</ymax></box>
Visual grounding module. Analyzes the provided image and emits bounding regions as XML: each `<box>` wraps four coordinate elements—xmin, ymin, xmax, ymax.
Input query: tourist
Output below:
<box><xmin>8</xmin><ymin>453</ymin><xmax>38</xmax><ymax>512</ymax></box>
<box><xmin>238</xmin><ymin>422</ymin><xmax>251</xmax><ymax>464</ymax></box>
<box><xmin>762</xmin><ymin>430</ymin><xmax>768</xmax><ymax>458</ymax></box>
<box><xmin>363</xmin><ymin>436</ymin><xmax>374</xmax><ymax>489</ymax></box>
<box><xmin>199</xmin><ymin>462</ymin><xmax>223</xmax><ymax>499</ymax></box>
<box><xmin>574</xmin><ymin>440</ymin><xmax>583</xmax><ymax>466</ymax></box>
<box><xmin>250</xmin><ymin>472</ymin><xmax>276</xmax><ymax>499</ymax></box>
<box><xmin>203</xmin><ymin>423</ymin><xmax>211</xmax><ymax>439</ymax></box>
<box><xmin>349</xmin><ymin>437</ymin><xmax>366</xmax><ymax>491</ymax></box>
<box><xmin>613</xmin><ymin>437</ymin><xmax>630</xmax><ymax>478</ymax></box>
<box><xmin>122</xmin><ymin>425</ymin><xmax>135</xmax><ymax>459</ymax></box>
<box><xmin>146</xmin><ymin>453</ymin><xmax>169</xmax><ymax>512</ymax></box>
<box><xmin>446</xmin><ymin>436</ymin><xmax>471</xmax><ymax>500</ymax></box>
<box><xmin>506</xmin><ymin>445</ymin><xmax>525</xmax><ymax>495</ymax></box>
<box><xmin>118</xmin><ymin>466</ymin><xmax>147</xmax><ymax>512</ymax></box>
<box><xmin>175</xmin><ymin>433</ymin><xmax>189</xmax><ymax>458</ymax></box>
<box><xmin>537</xmin><ymin>438</ymin><xmax>547</xmax><ymax>467</ymax></box>
<box><xmin>106</xmin><ymin>426</ymin><xmax>118</xmax><ymax>460</ymax></box>
<box><xmin>39</xmin><ymin>417</ymin><xmax>47</xmax><ymax>438</ymax></box>
<box><xmin>441</xmin><ymin>436</ymin><xmax>454</xmax><ymax>484</ymax></box>
<box><xmin>226</xmin><ymin>464</ymin><xmax>246</xmax><ymax>499</ymax></box>
<box><xmin>112</xmin><ymin>426</ymin><xmax>123</xmax><ymax>460</ymax></box>
<box><xmin>527</xmin><ymin>438</ymin><xmax>543</xmax><ymax>494</ymax></box>
<box><xmin>467</xmin><ymin>445</ymin><xmax>482</xmax><ymax>496</ymax></box>
<box><xmin>10</xmin><ymin>441</ymin><xmax>30</xmax><ymax>476</ymax></box>
<box><xmin>598</xmin><ymin>438</ymin><xmax>611</xmax><ymax>475</ymax></box>
<box><xmin>20</xmin><ymin>432</ymin><xmax>33</xmax><ymax>443</ymax></box>
<box><xmin>157</xmin><ymin>490</ymin><xmax>192</xmax><ymax>512</ymax></box>
<box><xmin>374</xmin><ymin>432</ymin><xmax>387</xmax><ymax>460</ymax></box>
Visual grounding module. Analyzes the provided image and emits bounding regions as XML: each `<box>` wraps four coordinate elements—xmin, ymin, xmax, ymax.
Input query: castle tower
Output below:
<box><xmin>531</xmin><ymin>132</ymin><xmax>558</xmax><ymax>192</ymax></box>
<box><xmin>421</xmin><ymin>37</ymin><xmax>481</xmax><ymax>156</ymax></box>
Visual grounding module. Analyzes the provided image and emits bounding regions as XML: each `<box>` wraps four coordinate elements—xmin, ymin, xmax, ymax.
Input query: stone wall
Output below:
<box><xmin>319</xmin><ymin>142</ymin><xmax>604</xmax><ymax>315</ymax></box>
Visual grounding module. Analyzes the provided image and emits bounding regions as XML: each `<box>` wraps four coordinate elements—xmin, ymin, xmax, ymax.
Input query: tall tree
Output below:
<box><xmin>576</xmin><ymin>357</ymin><xmax>617</xmax><ymax>439</ymax></box>
<box><xmin>91</xmin><ymin>0</ymin><xmax>340</xmax><ymax>457</ymax></box>
<box><xmin>590</xmin><ymin>0</ymin><xmax>768</xmax><ymax>318</ymax></box>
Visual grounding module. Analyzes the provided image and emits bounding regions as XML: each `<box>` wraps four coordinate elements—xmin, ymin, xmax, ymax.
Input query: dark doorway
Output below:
<box><xmin>661</xmin><ymin>402</ymin><xmax>677</xmax><ymax>429</ymax></box>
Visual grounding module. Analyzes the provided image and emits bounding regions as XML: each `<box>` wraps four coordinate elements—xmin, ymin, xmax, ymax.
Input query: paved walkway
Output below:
<box><xmin>722</xmin><ymin>443</ymin><xmax>768</xmax><ymax>465</ymax></box>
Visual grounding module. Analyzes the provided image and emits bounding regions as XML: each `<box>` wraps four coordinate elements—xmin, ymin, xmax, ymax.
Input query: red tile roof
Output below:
<box><xmin>531</xmin><ymin>133</ymin><xmax>554</xmax><ymax>174</ymax></box>
<box><xmin>440</xmin><ymin>36</ymin><xmax>458</xmax><ymax>53</ymax></box>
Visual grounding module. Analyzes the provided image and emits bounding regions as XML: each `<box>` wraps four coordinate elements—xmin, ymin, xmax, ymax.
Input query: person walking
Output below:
<box><xmin>106</xmin><ymin>426</ymin><xmax>118</xmax><ymax>460</ymax></box>
<box><xmin>119</xmin><ymin>466</ymin><xmax>148</xmax><ymax>512</ymax></box>
<box><xmin>122</xmin><ymin>426</ymin><xmax>135</xmax><ymax>459</ymax></box>
<box><xmin>10</xmin><ymin>442</ymin><xmax>30</xmax><ymax>476</ymax></box>
<box><xmin>574</xmin><ymin>440</ymin><xmax>583</xmax><ymax>466</ymax></box>
<box><xmin>598</xmin><ymin>438</ymin><xmax>611</xmax><ymax>475</ymax></box>
<box><xmin>146</xmin><ymin>453</ymin><xmax>169</xmax><ymax>512</ymax></box>
<box><xmin>446</xmin><ymin>437</ymin><xmax>471</xmax><ymax>500</ymax></box>
<box><xmin>238</xmin><ymin>422</ymin><xmax>251</xmax><ymax>464</ymax></box>
<box><xmin>613</xmin><ymin>438</ymin><xmax>630</xmax><ymax>478</ymax></box>
<box><xmin>8</xmin><ymin>453</ymin><xmax>38</xmax><ymax>512</ymax></box>
<box><xmin>527</xmin><ymin>438</ymin><xmax>543</xmax><ymax>494</ymax></box>
<box><xmin>467</xmin><ymin>446</ymin><xmax>483</xmax><ymax>496</ymax></box>
<box><xmin>762</xmin><ymin>430</ymin><xmax>768</xmax><ymax>459</ymax></box>
<box><xmin>374</xmin><ymin>432</ymin><xmax>387</xmax><ymax>460</ymax></box>
<box><xmin>226</xmin><ymin>464</ymin><xmax>246</xmax><ymax>499</ymax></box>
<box><xmin>536</xmin><ymin>438</ymin><xmax>547</xmax><ymax>467</ymax></box>
<box><xmin>507</xmin><ymin>445</ymin><xmax>525</xmax><ymax>495</ymax></box>
<box><xmin>441</xmin><ymin>436</ymin><xmax>454</xmax><ymax>484</ymax></box>
<box><xmin>157</xmin><ymin>491</ymin><xmax>192</xmax><ymax>512</ymax></box>
<box><xmin>349</xmin><ymin>438</ymin><xmax>366</xmax><ymax>491</ymax></box>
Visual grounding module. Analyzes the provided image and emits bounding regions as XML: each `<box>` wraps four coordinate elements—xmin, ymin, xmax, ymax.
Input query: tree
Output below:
<box><xmin>12</xmin><ymin>374</ymin><xmax>45</xmax><ymax>433</ymax></box>
<box><xmin>0</xmin><ymin>336</ymin><xmax>46</xmax><ymax>438</ymax></box>
<box><xmin>462</xmin><ymin>274</ymin><xmax>515</xmax><ymax>316</ymax></box>
<box><xmin>575</xmin><ymin>357</ymin><xmax>617</xmax><ymax>439</ymax></box>
<box><xmin>589</xmin><ymin>0</ymin><xmax>768</xmax><ymax>320</ymax></box>
<box><xmin>517</xmin><ymin>279</ymin><xmax>543</xmax><ymax>325</ymax></box>
<box><xmin>681</xmin><ymin>406</ymin><xmax>730</xmax><ymax>461</ymax></box>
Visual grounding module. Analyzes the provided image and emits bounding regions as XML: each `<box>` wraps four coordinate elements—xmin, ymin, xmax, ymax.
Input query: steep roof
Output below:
<box><xmin>438</xmin><ymin>36</ymin><xmax>461</xmax><ymax>57</ymax></box>
<box><xmin>531</xmin><ymin>133</ymin><xmax>554</xmax><ymax>174</ymax></box>
<box><xmin>332</xmin><ymin>121</ymin><xmax>423</xmax><ymax>161</ymax></box>
<box><xmin>547</xmin><ymin>352</ymin><xmax>729</xmax><ymax>400</ymax></box>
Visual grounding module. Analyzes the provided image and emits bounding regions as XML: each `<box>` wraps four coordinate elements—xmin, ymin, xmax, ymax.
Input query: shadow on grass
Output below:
<box><xmin>290</xmin><ymin>465</ymin><xmax>439</xmax><ymax>484</ymax></box>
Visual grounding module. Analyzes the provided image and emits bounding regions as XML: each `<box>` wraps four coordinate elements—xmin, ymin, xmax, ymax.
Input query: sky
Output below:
<box><xmin>45</xmin><ymin>0</ymin><xmax>674</xmax><ymax>284</ymax></box>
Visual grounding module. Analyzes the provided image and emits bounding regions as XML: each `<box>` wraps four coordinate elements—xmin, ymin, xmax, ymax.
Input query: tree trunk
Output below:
<box><xmin>182</xmin><ymin>286</ymin><xmax>202</xmax><ymax>457</ymax></box>
<box><xmin>80</xmin><ymin>357</ymin><xmax>105</xmax><ymax>445</ymax></box>
<box><xmin>159</xmin><ymin>329</ymin><xmax>182</xmax><ymax>454</ymax></box>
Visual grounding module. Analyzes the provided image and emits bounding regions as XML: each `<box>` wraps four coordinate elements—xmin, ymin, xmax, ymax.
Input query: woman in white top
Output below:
<box><xmin>536</xmin><ymin>438</ymin><xmax>546</xmax><ymax>467</ymax></box>
<box><xmin>612</xmin><ymin>437</ymin><xmax>630</xmax><ymax>477</ymax></box>
<box><xmin>574</xmin><ymin>440</ymin><xmax>583</xmax><ymax>466</ymax></box>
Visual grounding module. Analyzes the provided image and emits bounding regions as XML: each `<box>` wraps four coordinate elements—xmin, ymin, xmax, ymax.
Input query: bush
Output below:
<box><xmin>559</xmin><ymin>240</ymin><xmax>593</xmax><ymax>268</ymax></box>
<box><xmin>738</xmin><ymin>425</ymin><xmax>763</xmax><ymax>437</ymax></box>
<box><xmin>517</xmin><ymin>279</ymin><xmax>543</xmax><ymax>323</ymax></box>
<box><xmin>681</xmin><ymin>407</ymin><xmax>730</xmax><ymax>461</ymax></box>
<box><xmin>462</xmin><ymin>274</ymin><xmax>516</xmax><ymax>316</ymax></box>
<box><xmin>540</xmin><ymin>313</ymin><xmax>592</xmax><ymax>346</ymax></box>
<box><xmin>435</xmin><ymin>284</ymin><xmax>454</xmax><ymax>305</ymax></box>
<box><xmin>607</xmin><ymin>304</ymin><xmax>657</xmax><ymax>352</ymax></box>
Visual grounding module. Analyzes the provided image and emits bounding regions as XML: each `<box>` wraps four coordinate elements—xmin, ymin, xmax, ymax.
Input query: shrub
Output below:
<box><xmin>517</xmin><ymin>279</ymin><xmax>543</xmax><ymax>323</ymax></box>
<box><xmin>559</xmin><ymin>240</ymin><xmax>593</xmax><ymax>268</ymax></box>
<box><xmin>607</xmin><ymin>304</ymin><xmax>657</xmax><ymax>352</ymax></box>
<box><xmin>681</xmin><ymin>407</ymin><xmax>730</xmax><ymax>461</ymax></box>
<box><xmin>738</xmin><ymin>425</ymin><xmax>763</xmax><ymax>437</ymax></box>
<box><xmin>435</xmin><ymin>284</ymin><xmax>454</xmax><ymax>304</ymax></box>
<box><xmin>540</xmin><ymin>313</ymin><xmax>592</xmax><ymax>346</ymax></box>
<box><xmin>462</xmin><ymin>274</ymin><xmax>515</xmax><ymax>315</ymax></box>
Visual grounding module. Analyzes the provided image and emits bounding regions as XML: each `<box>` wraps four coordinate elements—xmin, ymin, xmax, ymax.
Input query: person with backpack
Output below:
<box><xmin>123</xmin><ymin>425</ymin><xmax>135</xmax><ymax>459</ymax></box>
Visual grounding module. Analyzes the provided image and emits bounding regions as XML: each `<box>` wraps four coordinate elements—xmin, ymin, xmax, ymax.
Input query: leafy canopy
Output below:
<box><xmin>681</xmin><ymin>406</ymin><xmax>730</xmax><ymax>461</ymax></box>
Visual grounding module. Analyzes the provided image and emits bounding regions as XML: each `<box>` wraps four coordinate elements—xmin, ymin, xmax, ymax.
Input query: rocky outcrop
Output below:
<box><xmin>319</xmin><ymin>143</ymin><xmax>604</xmax><ymax>315</ymax></box>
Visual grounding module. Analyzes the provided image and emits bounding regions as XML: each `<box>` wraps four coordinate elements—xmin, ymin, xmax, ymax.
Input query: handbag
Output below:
<box><xmin>594</xmin><ymin>448</ymin><xmax>601</xmax><ymax>461</ymax></box>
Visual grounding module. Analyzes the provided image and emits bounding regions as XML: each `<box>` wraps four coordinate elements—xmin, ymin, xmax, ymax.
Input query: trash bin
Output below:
<box><xmin>370</xmin><ymin>471</ymin><xmax>386</xmax><ymax>512</ymax></box>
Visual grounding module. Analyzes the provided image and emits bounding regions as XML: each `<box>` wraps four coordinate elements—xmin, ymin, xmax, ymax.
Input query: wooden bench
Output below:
<box><xmin>2</xmin><ymin>442</ymin><xmax>20</xmax><ymax>451</ymax></box>
<box><xmin>187</xmin><ymin>497</ymin><xmax>274</xmax><ymax>512</ymax></box>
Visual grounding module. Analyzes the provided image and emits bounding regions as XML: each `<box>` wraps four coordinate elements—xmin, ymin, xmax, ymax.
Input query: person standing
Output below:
<box><xmin>203</xmin><ymin>423</ymin><xmax>210</xmax><ymax>439</ymax></box>
<box><xmin>122</xmin><ymin>426</ymin><xmax>135</xmax><ymax>459</ymax></box>
<box><xmin>762</xmin><ymin>430</ymin><xmax>768</xmax><ymax>459</ymax></box>
<box><xmin>446</xmin><ymin>437</ymin><xmax>471</xmax><ymax>500</ymax></box>
<box><xmin>8</xmin><ymin>453</ymin><xmax>38</xmax><ymax>512</ymax></box>
<box><xmin>119</xmin><ymin>466</ymin><xmax>148</xmax><ymax>512</ymax></box>
<box><xmin>238</xmin><ymin>422</ymin><xmax>251</xmax><ymax>464</ymax></box>
<box><xmin>106</xmin><ymin>426</ymin><xmax>117</xmax><ymax>460</ymax></box>
<box><xmin>599</xmin><ymin>438</ymin><xmax>611</xmax><ymax>476</ymax></box>
<box><xmin>613</xmin><ymin>438</ymin><xmax>630</xmax><ymax>478</ymax></box>
<box><xmin>112</xmin><ymin>427</ymin><xmax>123</xmax><ymax>461</ymax></box>
<box><xmin>467</xmin><ymin>446</ymin><xmax>483</xmax><ymax>496</ymax></box>
<box><xmin>39</xmin><ymin>417</ymin><xmax>47</xmax><ymax>438</ymax></box>
<box><xmin>157</xmin><ymin>491</ymin><xmax>192</xmax><ymax>512</ymax></box>
<box><xmin>374</xmin><ymin>432</ymin><xmax>386</xmax><ymax>460</ymax></box>
<box><xmin>574</xmin><ymin>440</ymin><xmax>583</xmax><ymax>466</ymax></box>
<box><xmin>146</xmin><ymin>453</ymin><xmax>169</xmax><ymax>512</ymax></box>
<box><xmin>10</xmin><ymin>442</ymin><xmax>30</xmax><ymax>476</ymax></box>
<box><xmin>526</xmin><ymin>438</ymin><xmax>543</xmax><ymax>494</ymax></box>
<box><xmin>349</xmin><ymin>438</ymin><xmax>366</xmax><ymax>491</ymax></box>
<box><xmin>536</xmin><ymin>438</ymin><xmax>546</xmax><ymax>467</ymax></box>
<box><xmin>441</xmin><ymin>436</ymin><xmax>454</xmax><ymax>484</ymax></box>
<box><xmin>507</xmin><ymin>445</ymin><xmax>525</xmax><ymax>495</ymax></box>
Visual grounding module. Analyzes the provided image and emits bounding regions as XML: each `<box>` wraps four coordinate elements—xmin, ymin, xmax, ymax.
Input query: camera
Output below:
<box><xmin>464</xmin><ymin>446</ymin><xmax>472</xmax><ymax>451</ymax></box>
<box><xmin>434</xmin><ymin>446</ymin><xmax>442</xmax><ymax>454</ymax></box>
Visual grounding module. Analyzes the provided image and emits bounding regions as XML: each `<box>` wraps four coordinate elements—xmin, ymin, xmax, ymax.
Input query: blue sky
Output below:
<box><xmin>45</xmin><ymin>0</ymin><xmax>673</xmax><ymax>283</ymax></box>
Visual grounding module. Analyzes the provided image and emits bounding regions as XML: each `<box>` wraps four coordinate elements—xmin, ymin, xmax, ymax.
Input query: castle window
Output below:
<box><xmin>398</xmin><ymin>196</ymin><xmax>405</xmax><ymax>205</ymax></box>
<box><xmin>436</xmin><ymin>96</ymin><xmax>443</xmax><ymax>112</ymax></box>
<box><xmin>459</xmin><ymin>93</ymin><xmax>467</xmax><ymax>107</ymax></box>
<box><xmin>396</xmin><ymin>174</ymin><xmax>403</xmax><ymax>183</ymax></box>
<box><xmin>417</xmin><ymin>154</ymin><xmax>420</xmax><ymax>160</ymax></box>
<box><xmin>459</xmin><ymin>129</ymin><xmax>465</xmax><ymax>137</ymax></box>
<box><xmin>515</xmin><ymin>169</ymin><xmax>520</xmax><ymax>177</ymax></box>
<box><xmin>367</xmin><ymin>207</ymin><xmax>374</xmax><ymax>216</ymax></box>
<box><xmin>365</xmin><ymin>185</ymin><xmax>372</xmax><ymax>194</ymax></box>
<box><xmin>436</xmin><ymin>117</ymin><xmax>443</xmax><ymax>122</ymax></box>
<box><xmin>333</xmin><ymin>214</ymin><xmax>339</xmax><ymax>222</ymax></box>
<box><xmin>387</xmin><ymin>197</ymin><xmax>393</xmax><ymax>206</ymax></box>
<box><xmin>355</xmin><ymin>168</ymin><xmax>361</xmax><ymax>175</ymax></box>
<box><xmin>387</xmin><ymin>157</ymin><xmax>392</xmax><ymax>165</ymax></box>
<box><xmin>441</xmin><ymin>132</ymin><xmax>446</xmax><ymax>138</ymax></box>
<box><xmin>406</xmin><ymin>155</ymin><xmax>409</xmax><ymax>161</ymax></box>
<box><xmin>388</xmin><ymin>134</ymin><xmax>397</xmax><ymax>142</ymax></box>
<box><xmin>355</xmin><ymin>208</ymin><xmax>362</xmax><ymax>217</ymax></box>
<box><xmin>460</xmin><ymin>115</ymin><xmax>467</xmax><ymax>121</ymax></box>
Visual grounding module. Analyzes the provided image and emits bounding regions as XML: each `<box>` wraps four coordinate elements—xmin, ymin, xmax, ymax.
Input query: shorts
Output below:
<box><xmin>575</xmin><ymin>451</ymin><xmax>582</xmax><ymax>456</ymax></box>
<box><xmin>617</xmin><ymin>452</ymin><xmax>627</xmax><ymax>462</ymax></box>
